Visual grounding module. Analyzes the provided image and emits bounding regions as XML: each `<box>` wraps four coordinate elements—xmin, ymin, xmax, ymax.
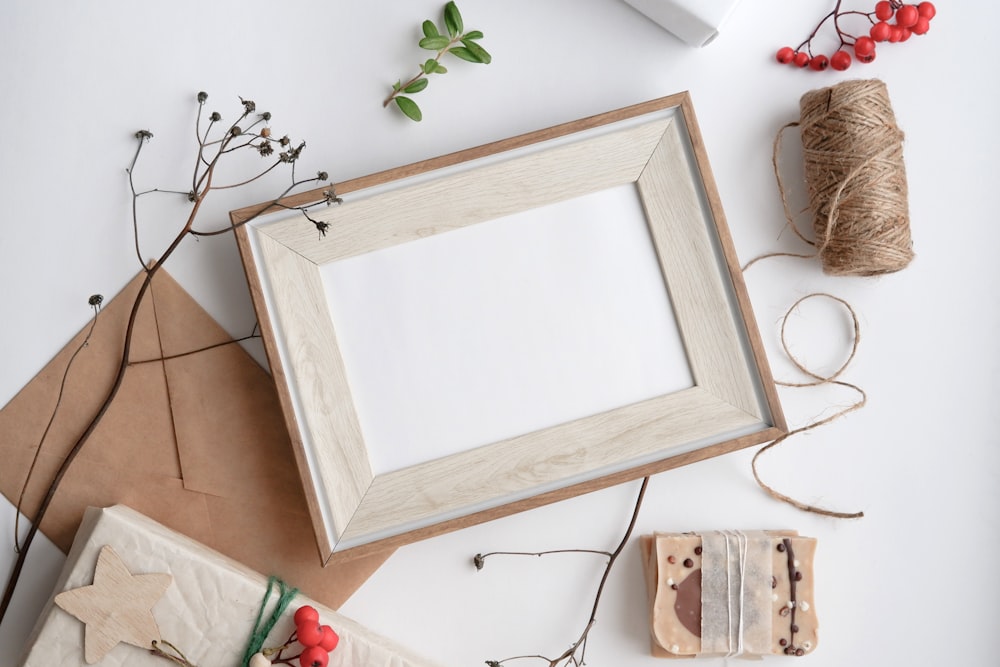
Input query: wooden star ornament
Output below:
<box><xmin>54</xmin><ymin>545</ymin><xmax>172</xmax><ymax>664</ymax></box>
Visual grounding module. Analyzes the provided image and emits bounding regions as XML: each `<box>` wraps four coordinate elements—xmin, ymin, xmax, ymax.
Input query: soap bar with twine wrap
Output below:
<box><xmin>640</xmin><ymin>531</ymin><xmax>818</xmax><ymax>658</ymax></box>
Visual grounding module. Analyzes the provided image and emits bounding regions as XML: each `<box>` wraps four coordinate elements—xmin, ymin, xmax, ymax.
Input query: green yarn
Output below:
<box><xmin>241</xmin><ymin>576</ymin><xmax>299</xmax><ymax>667</ymax></box>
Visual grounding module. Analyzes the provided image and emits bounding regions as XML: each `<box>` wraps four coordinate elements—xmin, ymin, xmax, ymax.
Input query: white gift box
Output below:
<box><xmin>623</xmin><ymin>0</ymin><xmax>743</xmax><ymax>46</ymax></box>
<box><xmin>18</xmin><ymin>505</ymin><xmax>442</xmax><ymax>667</ymax></box>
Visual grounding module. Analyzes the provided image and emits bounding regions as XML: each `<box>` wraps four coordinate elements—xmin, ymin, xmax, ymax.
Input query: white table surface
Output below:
<box><xmin>2</xmin><ymin>1</ymin><xmax>998</xmax><ymax>666</ymax></box>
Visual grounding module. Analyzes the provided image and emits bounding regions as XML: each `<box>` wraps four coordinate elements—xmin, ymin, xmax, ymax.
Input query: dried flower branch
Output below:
<box><xmin>384</xmin><ymin>1</ymin><xmax>492</xmax><ymax>122</ymax></box>
<box><xmin>478</xmin><ymin>477</ymin><xmax>649</xmax><ymax>667</ymax></box>
<box><xmin>0</xmin><ymin>92</ymin><xmax>340</xmax><ymax>625</ymax></box>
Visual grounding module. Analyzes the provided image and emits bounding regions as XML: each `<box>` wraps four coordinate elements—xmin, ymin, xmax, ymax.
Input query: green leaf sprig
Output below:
<box><xmin>383</xmin><ymin>1</ymin><xmax>492</xmax><ymax>122</ymax></box>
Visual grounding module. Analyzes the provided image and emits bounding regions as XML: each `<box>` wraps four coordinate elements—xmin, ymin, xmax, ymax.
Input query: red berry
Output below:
<box><xmin>793</xmin><ymin>51</ymin><xmax>810</xmax><ymax>67</ymax></box>
<box><xmin>294</xmin><ymin>606</ymin><xmax>320</xmax><ymax>628</ymax></box>
<box><xmin>911</xmin><ymin>16</ymin><xmax>930</xmax><ymax>34</ymax></box>
<box><xmin>299</xmin><ymin>646</ymin><xmax>329</xmax><ymax>667</ymax></box>
<box><xmin>917</xmin><ymin>1</ymin><xmax>936</xmax><ymax>19</ymax></box>
<box><xmin>854</xmin><ymin>36</ymin><xmax>876</xmax><ymax>57</ymax></box>
<box><xmin>898</xmin><ymin>27</ymin><xmax>912</xmax><ymax>41</ymax></box>
<box><xmin>318</xmin><ymin>626</ymin><xmax>340</xmax><ymax>652</ymax></box>
<box><xmin>830</xmin><ymin>50</ymin><xmax>852</xmax><ymax>71</ymax></box>
<box><xmin>297</xmin><ymin>623</ymin><xmax>324</xmax><ymax>648</ymax></box>
<box><xmin>895</xmin><ymin>4</ymin><xmax>919</xmax><ymax>28</ymax></box>
<box><xmin>776</xmin><ymin>46</ymin><xmax>795</xmax><ymax>64</ymax></box>
<box><xmin>874</xmin><ymin>0</ymin><xmax>894</xmax><ymax>21</ymax></box>
<box><xmin>888</xmin><ymin>25</ymin><xmax>903</xmax><ymax>42</ymax></box>
<box><xmin>808</xmin><ymin>54</ymin><xmax>829</xmax><ymax>71</ymax></box>
<box><xmin>870</xmin><ymin>21</ymin><xmax>891</xmax><ymax>41</ymax></box>
<box><xmin>857</xmin><ymin>50</ymin><xmax>876</xmax><ymax>64</ymax></box>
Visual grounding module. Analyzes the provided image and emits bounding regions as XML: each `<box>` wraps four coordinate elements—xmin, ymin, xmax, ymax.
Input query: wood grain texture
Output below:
<box><xmin>53</xmin><ymin>545</ymin><xmax>171</xmax><ymax>664</ymax></box>
<box><xmin>339</xmin><ymin>387</ymin><xmax>761</xmax><ymax>546</ymax></box>
<box><xmin>234</xmin><ymin>93</ymin><xmax>786</xmax><ymax>561</ymax></box>
<box><xmin>638</xmin><ymin>119</ymin><xmax>762</xmax><ymax>417</ymax></box>
<box><xmin>254</xmin><ymin>118</ymin><xmax>671</xmax><ymax>264</ymax></box>
<box><xmin>255</xmin><ymin>232</ymin><xmax>372</xmax><ymax>539</ymax></box>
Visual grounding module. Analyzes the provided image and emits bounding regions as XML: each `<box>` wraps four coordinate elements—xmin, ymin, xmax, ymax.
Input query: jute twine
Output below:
<box><xmin>765</xmin><ymin>78</ymin><xmax>914</xmax><ymax>276</ymax></box>
<box><xmin>750</xmin><ymin>294</ymin><xmax>865</xmax><ymax>520</ymax></box>
<box><xmin>743</xmin><ymin>80</ymin><xmax>918</xmax><ymax>519</ymax></box>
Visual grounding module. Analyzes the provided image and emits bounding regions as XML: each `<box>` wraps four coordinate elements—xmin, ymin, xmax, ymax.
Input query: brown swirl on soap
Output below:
<box><xmin>673</xmin><ymin>568</ymin><xmax>702</xmax><ymax>638</ymax></box>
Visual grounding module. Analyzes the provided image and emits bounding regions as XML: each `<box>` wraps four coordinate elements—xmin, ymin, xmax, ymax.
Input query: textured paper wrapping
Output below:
<box><xmin>622</xmin><ymin>0</ymin><xmax>743</xmax><ymax>47</ymax></box>
<box><xmin>18</xmin><ymin>506</ymin><xmax>441</xmax><ymax>667</ymax></box>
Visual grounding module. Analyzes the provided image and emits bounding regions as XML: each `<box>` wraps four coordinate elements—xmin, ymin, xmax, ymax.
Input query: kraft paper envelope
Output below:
<box><xmin>0</xmin><ymin>268</ymin><xmax>390</xmax><ymax>608</ymax></box>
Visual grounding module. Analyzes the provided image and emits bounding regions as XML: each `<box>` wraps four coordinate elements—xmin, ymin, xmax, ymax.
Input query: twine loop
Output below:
<box><xmin>751</xmin><ymin>294</ymin><xmax>866</xmax><ymax>519</ymax></box>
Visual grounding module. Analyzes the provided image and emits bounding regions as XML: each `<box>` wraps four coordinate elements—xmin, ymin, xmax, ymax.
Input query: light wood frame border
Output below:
<box><xmin>233</xmin><ymin>93</ymin><xmax>785</xmax><ymax>564</ymax></box>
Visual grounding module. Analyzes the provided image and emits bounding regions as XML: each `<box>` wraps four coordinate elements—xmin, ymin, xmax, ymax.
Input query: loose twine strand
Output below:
<box><xmin>750</xmin><ymin>294</ymin><xmax>866</xmax><ymax>519</ymax></box>
<box><xmin>746</xmin><ymin>79</ymin><xmax>913</xmax><ymax>518</ymax></box>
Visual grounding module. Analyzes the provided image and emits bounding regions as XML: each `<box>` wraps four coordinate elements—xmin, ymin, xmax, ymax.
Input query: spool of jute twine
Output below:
<box><xmin>770</xmin><ymin>78</ymin><xmax>914</xmax><ymax>276</ymax></box>
<box><xmin>743</xmin><ymin>81</ymin><xmax>918</xmax><ymax>520</ymax></box>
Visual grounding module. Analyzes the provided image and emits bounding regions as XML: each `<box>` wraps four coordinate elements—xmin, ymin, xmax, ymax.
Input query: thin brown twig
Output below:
<box><xmin>487</xmin><ymin>476</ymin><xmax>649</xmax><ymax>667</ymax></box>
<box><xmin>13</xmin><ymin>304</ymin><xmax>102</xmax><ymax>552</ymax></box>
<box><xmin>126</xmin><ymin>333</ymin><xmax>261</xmax><ymax>366</ymax></box>
<box><xmin>0</xmin><ymin>97</ymin><xmax>335</xmax><ymax>626</ymax></box>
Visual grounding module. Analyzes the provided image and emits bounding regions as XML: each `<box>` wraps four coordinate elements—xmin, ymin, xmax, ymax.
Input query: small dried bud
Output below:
<box><xmin>279</xmin><ymin>135</ymin><xmax>290</xmax><ymax>146</ymax></box>
<box><xmin>323</xmin><ymin>189</ymin><xmax>343</xmax><ymax>206</ymax></box>
<box><xmin>279</xmin><ymin>142</ymin><xmax>304</xmax><ymax>163</ymax></box>
<box><xmin>314</xmin><ymin>220</ymin><xmax>330</xmax><ymax>237</ymax></box>
<box><xmin>317</xmin><ymin>171</ymin><xmax>329</xmax><ymax>182</ymax></box>
<box><xmin>260</xmin><ymin>127</ymin><xmax>271</xmax><ymax>138</ymax></box>
<box><xmin>240</xmin><ymin>97</ymin><xmax>256</xmax><ymax>114</ymax></box>
<box><xmin>197</xmin><ymin>91</ymin><xmax>208</xmax><ymax>103</ymax></box>
<box><xmin>258</xmin><ymin>142</ymin><xmax>274</xmax><ymax>157</ymax></box>
<box><xmin>134</xmin><ymin>129</ymin><xmax>154</xmax><ymax>140</ymax></box>
<box><xmin>209</xmin><ymin>111</ymin><xmax>222</xmax><ymax>122</ymax></box>
<box><xmin>260</xmin><ymin>111</ymin><xmax>272</xmax><ymax>121</ymax></box>
<box><xmin>486</xmin><ymin>661</ymin><xmax>501</xmax><ymax>667</ymax></box>
<box><xmin>230</xmin><ymin>126</ymin><xmax>242</xmax><ymax>136</ymax></box>
<box><xmin>473</xmin><ymin>554</ymin><xmax>485</xmax><ymax>570</ymax></box>
<box><xmin>187</xmin><ymin>190</ymin><xmax>197</xmax><ymax>202</ymax></box>
<box><xmin>88</xmin><ymin>294</ymin><xmax>104</xmax><ymax>307</ymax></box>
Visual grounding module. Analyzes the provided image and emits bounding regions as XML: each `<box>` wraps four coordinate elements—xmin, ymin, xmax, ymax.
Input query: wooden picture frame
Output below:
<box><xmin>233</xmin><ymin>93</ymin><xmax>785</xmax><ymax>564</ymax></box>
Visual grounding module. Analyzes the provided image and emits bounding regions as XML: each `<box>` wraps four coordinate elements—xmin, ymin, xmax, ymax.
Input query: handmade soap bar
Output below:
<box><xmin>640</xmin><ymin>531</ymin><xmax>818</xmax><ymax>658</ymax></box>
<box><xmin>18</xmin><ymin>505</ymin><xmax>442</xmax><ymax>667</ymax></box>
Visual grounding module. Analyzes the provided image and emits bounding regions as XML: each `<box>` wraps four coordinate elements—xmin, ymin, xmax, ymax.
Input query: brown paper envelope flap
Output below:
<box><xmin>149</xmin><ymin>266</ymin><xmax>303</xmax><ymax>505</ymax></box>
<box><xmin>5</xmin><ymin>445</ymin><xmax>208</xmax><ymax>551</ymax></box>
<box><xmin>0</xmin><ymin>268</ymin><xmax>389</xmax><ymax>607</ymax></box>
<box><xmin>0</xmin><ymin>271</ymin><xmax>181</xmax><ymax>541</ymax></box>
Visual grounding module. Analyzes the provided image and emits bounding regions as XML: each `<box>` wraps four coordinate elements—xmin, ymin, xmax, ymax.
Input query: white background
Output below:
<box><xmin>1</xmin><ymin>1</ymin><xmax>998</xmax><ymax>666</ymax></box>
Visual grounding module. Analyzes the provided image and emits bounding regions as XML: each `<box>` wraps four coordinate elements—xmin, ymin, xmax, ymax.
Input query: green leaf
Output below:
<box><xmin>419</xmin><ymin>35</ymin><xmax>451</xmax><ymax>50</ymax></box>
<box><xmin>448</xmin><ymin>46</ymin><xmax>478</xmax><ymax>63</ymax></box>
<box><xmin>460</xmin><ymin>38</ymin><xmax>492</xmax><ymax>64</ymax></box>
<box><xmin>404</xmin><ymin>78</ymin><xmax>429</xmax><ymax>93</ymax></box>
<box><xmin>444</xmin><ymin>1</ymin><xmax>464</xmax><ymax>36</ymax></box>
<box><xmin>392</xmin><ymin>80</ymin><xmax>402</xmax><ymax>91</ymax></box>
<box><xmin>421</xmin><ymin>59</ymin><xmax>436</xmax><ymax>74</ymax></box>
<box><xmin>450</xmin><ymin>45</ymin><xmax>483</xmax><ymax>64</ymax></box>
<box><xmin>434</xmin><ymin>64</ymin><xmax>447</xmax><ymax>74</ymax></box>
<box><xmin>463</xmin><ymin>30</ymin><xmax>484</xmax><ymax>40</ymax></box>
<box><xmin>422</xmin><ymin>20</ymin><xmax>439</xmax><ymax>38</ymax></box>
<box><xmin>395</xmin><ymin>96</ymin><xmax>423</xmax><ymax>121</ymax></box>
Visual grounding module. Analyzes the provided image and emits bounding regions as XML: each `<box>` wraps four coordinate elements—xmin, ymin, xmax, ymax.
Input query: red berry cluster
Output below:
<box><xmin>292</xmin><ymin>605</ymin><xmax>340</xmax><ymax>667</ymax></box>
<box><xmin>775</xmin><ymin>1</ymin><xmax>936</xmax><ymax>72</ymax></box>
